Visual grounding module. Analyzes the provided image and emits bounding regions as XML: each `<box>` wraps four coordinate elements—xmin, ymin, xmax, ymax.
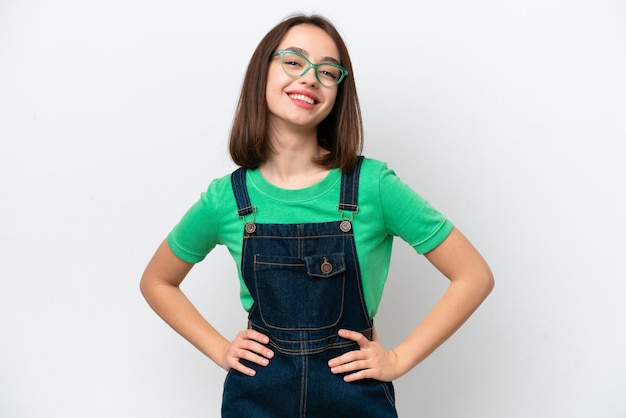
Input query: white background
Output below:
<box><xmin>1</xmin><ymin>0</ymin><xmax>625</xmax><ymax>417</ymax></box>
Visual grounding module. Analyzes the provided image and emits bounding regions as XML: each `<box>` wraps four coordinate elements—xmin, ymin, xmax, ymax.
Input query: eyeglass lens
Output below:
<box><xmin>280</xmin><ymin>52</ymin><xmax>343</xmax><ymax>87</ymax></box>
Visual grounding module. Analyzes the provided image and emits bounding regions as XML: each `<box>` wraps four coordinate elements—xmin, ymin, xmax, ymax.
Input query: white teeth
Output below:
<box><xmin>289</xmin><ymin>94</ymin><xmax>315</xmax><ymax>105</ymax></box>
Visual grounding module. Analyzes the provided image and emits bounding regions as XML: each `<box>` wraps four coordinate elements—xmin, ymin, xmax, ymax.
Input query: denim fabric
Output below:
<box><xmin>222</xmin><ymin>159</ymin><xmax>398</xmax><ymax>417</ymax></box>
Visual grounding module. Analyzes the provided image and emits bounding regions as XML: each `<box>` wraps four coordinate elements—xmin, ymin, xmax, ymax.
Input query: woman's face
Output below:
<box><xmin>266</xmin><ymin>24</ymin><xmax>341</xmax><ymax>135</ymax></box>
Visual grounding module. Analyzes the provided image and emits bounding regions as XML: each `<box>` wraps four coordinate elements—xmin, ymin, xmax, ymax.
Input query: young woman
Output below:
<box><xmin>140</xmin><ymin>13</ymin><xmax>494</xmax><ymax>417</ymax></box>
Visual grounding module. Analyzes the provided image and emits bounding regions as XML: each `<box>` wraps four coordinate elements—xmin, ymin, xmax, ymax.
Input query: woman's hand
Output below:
<box><xmin>327</xmin><ymin>328</ymin><xmax>403</xmax><ymax>382</ymax></box>
<box><xmin>221</xmin><ymin>329</ymin><xmax>274</xmax><ymax>376</ymax></box>
<box><xmin>327</xmin><ymin>227</ymin><xmax>494</xmax><ymax>384</ymax></box>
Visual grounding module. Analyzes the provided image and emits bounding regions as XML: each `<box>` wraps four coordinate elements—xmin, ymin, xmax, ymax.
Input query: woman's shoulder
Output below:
<box><xmin>194</xmin><ymin>170</ymin><xmax>241</xmax><ymax>211</ymax></box>
<box><xmin>359</xmin><ymin>156</ymin><xmax>390</xmax><ymax>175</ymax></box>
<box><xmin>200</xmin><ymin>171</ymin><xmax>232</xmax><ymax>194</ymax></box>
<box><xmin>203</xmin><ymin>166</ymin><xmax>253</xmax><ymax>193</ymax></box>
<box><xmin>359</xmin><ymin>156</ymin><xmax>420</xmax><ymax>197</ymax></box>
<box><xmin>360</xmin><ymin>156</ymin><xmax>401</xmax><ymax>184</ymax></box>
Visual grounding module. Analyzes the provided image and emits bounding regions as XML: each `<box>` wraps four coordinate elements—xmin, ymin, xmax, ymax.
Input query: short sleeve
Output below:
<box><xmin>379</xmin><ymin>165</ymin><xmax>453</xmax><ymax>254</ymax></box>
<box><xmin>167</xmin><ymin>182</ymin><xmax>222</xmax><ymax>263</ymax></box>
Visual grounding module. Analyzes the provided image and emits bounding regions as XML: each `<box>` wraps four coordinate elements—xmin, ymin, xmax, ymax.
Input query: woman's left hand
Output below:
<box><xmin>327</xmin><ymin>327</ymin><xmax>403</xmax><ymax>382</ymax></box>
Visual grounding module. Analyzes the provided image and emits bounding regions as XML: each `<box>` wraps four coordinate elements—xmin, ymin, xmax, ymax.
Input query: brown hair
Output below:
<box><xmin>228</xmin><ymin>14</ymin><xmax>363</xmax><ymax>171</ymax></box>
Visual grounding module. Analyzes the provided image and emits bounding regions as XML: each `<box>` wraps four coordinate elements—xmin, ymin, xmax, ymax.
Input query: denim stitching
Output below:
<box><xmin>380</xmin><ymin>381</ymin><xmax>396</xmax><ymax>408</ymax></box>
<box><xmin>300</xmin><ymin>333</ymin><xmax>307</xmax><ymax>418</ymax></box>
<box><xmin>253</xmin><ymin>260</ymin><xmax>346</xmax><ymax>331</ymax></box>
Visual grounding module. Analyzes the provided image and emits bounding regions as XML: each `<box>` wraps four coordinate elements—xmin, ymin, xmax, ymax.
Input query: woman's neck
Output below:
<box><xmin>260</xmin><ymin>132</ymin><xmax>330</xmax><ymax>189</ymax></box>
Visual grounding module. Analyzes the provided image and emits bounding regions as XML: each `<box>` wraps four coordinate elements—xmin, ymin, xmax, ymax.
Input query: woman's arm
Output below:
<box><xmin>328</xmin><ymin>227</ymin><xmax>494</xmax><ymax>381</ymax></box>
<box><xmin>140</xmin><ymin>239</ymin><xmax>273</xmax><ymax>376</ymax></box>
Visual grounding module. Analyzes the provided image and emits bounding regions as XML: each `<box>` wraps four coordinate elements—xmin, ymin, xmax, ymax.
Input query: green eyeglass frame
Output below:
<box><xmin>273</xmin><ymin>49</ymin><xmax>349</xmax><ymax>87</ymax></box>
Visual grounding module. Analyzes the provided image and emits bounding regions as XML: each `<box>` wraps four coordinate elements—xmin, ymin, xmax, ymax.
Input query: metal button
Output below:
<box><xmin>321</xmin><ymin>257</ymin><xmax>333</xmax><ymax>275</ymax></box>
<box><xmin>245</xmin><ymin>222</ymin><xmax>256</xmax><ymax>234</ymax></box>
<box><xmin>340</xmin><ymin>220</ymin><xmax>352</xmax><ymax>232</ymax></box>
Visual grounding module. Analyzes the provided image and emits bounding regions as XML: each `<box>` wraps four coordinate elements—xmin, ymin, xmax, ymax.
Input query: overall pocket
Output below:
<box><xmin>253</xmin><ymin>252</ymin><xmax>346</xmax><ymax>329</ymax></box>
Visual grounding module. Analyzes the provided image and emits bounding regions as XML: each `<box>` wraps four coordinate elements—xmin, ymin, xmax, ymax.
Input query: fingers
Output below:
<box><xmin>328</xmin><ymin>329</ymin><xmax>370</xmax><ymax>377</ymax></box>
<box><xmin>328</xmin><ymin>346</ymin><xmax>369</xmax><ymax>374</ymax></box>
<box><xmin>328</xmin><ymin>329</ymin><xmax>399</xmax><ymax>382</ymax></box>
<box><xmin>224</xmin><ymin>328</ymin><xmax>395</xmax><ymax>381</ymax></box>
<box><xmin>328</xmin><ymin>350</ymin><xmax>384</xmax><ymax>382</ymax></box>
<box><xmin>337</xmin><ymin>328</ymin><xmax>369</xmax><ymax>345</ymax></box>
<box><xmin>224</xmin><ymin>329</ymin><xmax>274</xmax><ymax>376</ymax></box>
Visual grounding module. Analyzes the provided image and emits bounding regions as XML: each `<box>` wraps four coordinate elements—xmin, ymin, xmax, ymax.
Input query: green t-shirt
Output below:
<box><xmin>168</xmin><ymin>157</ymin><xmax>453</xmax><ymax>318</ymax></box>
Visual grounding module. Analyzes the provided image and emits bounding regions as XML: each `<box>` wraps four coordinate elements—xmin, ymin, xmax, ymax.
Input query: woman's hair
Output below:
<box><xmin>228</xmin><ymin>14</ymin><xmax>363</xmax><ymax>171</ymax></box>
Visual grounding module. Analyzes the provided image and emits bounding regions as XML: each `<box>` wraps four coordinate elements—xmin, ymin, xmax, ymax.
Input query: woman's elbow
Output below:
<box><xmin>480</xmin><ymin>266</ymin><xmax>495</xmax><ymax>298</ymax></box>
<box><xmin>139</xmin><ymin>271</ymin><xmax>155</xmax><ymax>301</ymax></box>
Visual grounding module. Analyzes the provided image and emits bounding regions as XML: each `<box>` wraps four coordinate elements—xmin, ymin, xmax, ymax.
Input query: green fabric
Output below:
<box><xmin>168</xmin><ymin>157</ymin><xmax>453</xmax><ymax>318</ymax></box>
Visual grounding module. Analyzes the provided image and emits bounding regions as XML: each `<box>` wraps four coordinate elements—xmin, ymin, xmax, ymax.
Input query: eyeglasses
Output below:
<box><xmin>273</xmin><ymin>49</ymin><xmax>348</xmax><ymax>88</ymax></box>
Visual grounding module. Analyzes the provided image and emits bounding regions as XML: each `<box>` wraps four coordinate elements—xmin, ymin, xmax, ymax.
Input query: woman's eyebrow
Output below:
<box><xmin>284</xmin><ymin>46</ymin><xmax>341</xmax><ymax>65</ymax></box>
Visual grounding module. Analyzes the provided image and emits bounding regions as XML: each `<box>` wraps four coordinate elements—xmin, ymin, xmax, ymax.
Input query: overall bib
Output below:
<box><xmin>222</xmin><ymin>157</ymin><xmax>398</xmax><ymax>418</ymax></box>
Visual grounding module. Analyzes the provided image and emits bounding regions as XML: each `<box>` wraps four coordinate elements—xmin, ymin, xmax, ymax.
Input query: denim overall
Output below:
<box><xmin>222</xmin><ymin>157</ymin><xmax>398</xmax><ymax>417</ymax></box>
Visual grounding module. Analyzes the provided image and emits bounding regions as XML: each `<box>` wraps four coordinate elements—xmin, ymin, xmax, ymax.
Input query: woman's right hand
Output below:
<box><xmin>221</xmin><ymin>329</ymin><xmax>274</xmax><ymax>376</ymax></box>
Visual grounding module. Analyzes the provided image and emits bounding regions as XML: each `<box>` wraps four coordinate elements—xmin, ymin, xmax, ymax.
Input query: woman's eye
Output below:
<box><xmin>318</xmin><ymin>68</ymin><xmax>339</xmax><ymax>80</ymax></box>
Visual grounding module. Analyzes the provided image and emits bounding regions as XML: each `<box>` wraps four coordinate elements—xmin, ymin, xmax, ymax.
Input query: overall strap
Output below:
<box><xmin>231</xmin><ymin>167</ymin><xmax>255</xmax><ymax>217</ymax></box>
<box><xmin>338</xmin><ymin>156</ymin><xmax>365</xmax><ymax>212</ymax></box>
<box><xmin>232</xmin><ymin>156</ymin><xmax>364</xmax><ymax>217</ymax></box>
